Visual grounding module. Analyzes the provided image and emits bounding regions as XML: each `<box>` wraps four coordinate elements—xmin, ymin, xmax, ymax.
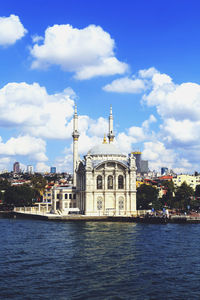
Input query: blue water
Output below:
<box><xmin>1</xmin><ymin>219</ymin><xmax>200</xmax><ymax>299</ymax></box>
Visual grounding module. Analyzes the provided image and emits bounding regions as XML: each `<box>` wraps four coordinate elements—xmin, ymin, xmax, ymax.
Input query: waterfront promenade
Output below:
<box><xmin>3</xmin><ymin>209</ymin><xmax>200</xmax><ymax>223</ymax></box>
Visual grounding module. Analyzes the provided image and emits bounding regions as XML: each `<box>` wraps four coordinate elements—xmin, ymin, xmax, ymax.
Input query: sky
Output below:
<box><xmin>1</xmin><ymin>0</ymin><xmax>200</xmax><ymax>173</ymax></box>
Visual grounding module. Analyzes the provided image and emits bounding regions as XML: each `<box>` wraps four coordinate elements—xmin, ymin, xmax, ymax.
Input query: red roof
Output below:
<box><xmin>158</xmin><ymin>175</ymin><xmax>173</xmax><ymax>180</ymax></box>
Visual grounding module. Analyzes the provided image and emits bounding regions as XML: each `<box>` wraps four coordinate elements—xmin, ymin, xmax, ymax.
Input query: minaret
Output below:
<box><xmin>107</xmin><ymin>105</ymin><xmax>115</xmax><ymax>143</ymax></box>
<box><xmin>72</xmin><ymin>104</ymin><xmax>80</xmax><ymax>187</ymax></box>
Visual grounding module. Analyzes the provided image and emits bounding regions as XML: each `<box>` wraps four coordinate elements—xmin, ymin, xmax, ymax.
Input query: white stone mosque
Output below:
<box><xmin>52</xmin><ymin>106</ymin><xmax>137</xmax><ymax>216</ymax></box>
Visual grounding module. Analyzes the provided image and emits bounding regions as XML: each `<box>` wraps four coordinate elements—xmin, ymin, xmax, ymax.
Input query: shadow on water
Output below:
<box><xmin>1</xmin><ymin>219</ymin><xmax>200</xmax><ymax>299</ymax></box>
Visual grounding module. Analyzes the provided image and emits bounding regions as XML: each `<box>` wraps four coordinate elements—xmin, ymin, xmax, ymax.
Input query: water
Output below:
<box><xmin>1</xmin><ymin>219</ymin><xmax>200</xmax><ymax>300</ymax></box>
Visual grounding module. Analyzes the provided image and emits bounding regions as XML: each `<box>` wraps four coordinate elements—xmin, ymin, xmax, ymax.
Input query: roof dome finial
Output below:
<box><xmin>103</xmin><ymin>134</ymin><xmax>107</xmax><ymax>144</ymax></box>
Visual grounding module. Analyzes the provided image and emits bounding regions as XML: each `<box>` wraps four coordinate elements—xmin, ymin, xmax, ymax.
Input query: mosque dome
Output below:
<box><xmin>88</xmin><ymin>143</ymin><xmax>124</xmax><ymax>156</ymax></box>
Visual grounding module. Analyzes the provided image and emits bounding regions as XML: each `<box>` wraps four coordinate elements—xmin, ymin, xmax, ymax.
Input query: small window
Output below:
<box><xmin>65</xmin><ymin>202</ymin><xmax>68</xmax><ymax>208</ymax></box>
<box><xmin>97</xmin><ymin>175</ymin><xmax>103</xmax><ymax>189</ymax></box>
<box><xmin>108</xmin><ymin>175</ymin><xmax>113</xmax><ymax>189</ymax></box>
<box><xmin>69</xmin><ymin>194</ymin><xmax>72</xmax><ymax>199</ymax></box>
<box><xmin>73</xmin><ymin>194</ymin><xmax>76</xmax><ymax>199</ymax></box>
<box><xmin>65</xmin><ymin>194</ymin><xmax>68</xmax><ymax>199</ymax></box>
<box><xmin>118</xmin><ymin>175</ymin><xmax>124</xmax><ymax>189</ymax></box>
<box><xmin>119</xmin><ymin>199</ymin><xmax>124</xmax><ymax>210</ymax></box>
<box><xmin>97</xmin><ymin>198</ymin><xmax>103</xmax><ymax>210</ymax></box>
<box><xmin>69</xmin><ymin>203</ymin><xmax>72</xmax><ymax>208</ymax></box>
<box><xmin>57</xmin><ymin>194</ymin><xmax>60</xmax><ymax>199</ymax></box>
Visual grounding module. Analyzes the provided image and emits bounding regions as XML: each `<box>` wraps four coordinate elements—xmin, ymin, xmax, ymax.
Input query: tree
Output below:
<box><xmin>174</xmin><ymin>181</ymin><xmax>194</xmax><ymax>210</ymax></box>
<box><xmin>137</xmin><ymin>184</ymin><xmax>158</xmax><ymax>210</ymax></box>
<box><xmin>4</xmin><ymin>184</ymin><xmax>36</xmax><ymax>207</ymax></box>
<box><xmin>195</xmin><ymin>185</ymin><xmax>200</xmax><ymax>198</ymax></box>
<box><xmin>31</xmin><ymin>174</ymin><xmax>47</xmax><ymax>195</ymax></box>
<box><xmin>161</xmin><ymin>180</ymin><xmax>175</xmax><ymax>208</ymax></box>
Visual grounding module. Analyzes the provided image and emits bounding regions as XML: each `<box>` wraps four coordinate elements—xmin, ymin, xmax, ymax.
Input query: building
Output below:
<box><xmin>52</xmin><ymin>106</ymin><xmax>137</xmax><ymax>216</ymax></box>
<box><xmin>27</xmin><ymin>165</ymin><xmax>34</xmax><ymax>174</ymax></box>
<box><xmin>161</xmin><ymin>167</ymin><xmax>168</xmax><ymax>175</ymax></box>
<box><xmin>141</xmin><ymin>160</ymin><xmax>148</xmax><ymax>174</ymax></box>
<box><xmin>173</xmin><ymin>174</ymin><xmax>197</xmax><ymax>190</ymax></box>
<box><xmin>13</xmin><ymin>162</ymin><xmax>20</xmax><ymax>173</ymax></box>
<box><xmin>132</xmin><ymin>151</ymin><xmax>141</xmax><ymax>173</ymax></box>
<box><xmin>50</xmin><ymin>167</ymin><xmax>56</xmax><ymax>174</ymax></box>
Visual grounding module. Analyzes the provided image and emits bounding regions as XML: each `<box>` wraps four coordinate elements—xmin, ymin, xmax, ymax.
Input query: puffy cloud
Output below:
<box><xmin>115</xmin><ymin>133</ymin><xmax>135</xmax><ymax>153</ymax></box>
<box><xmin>138</xmin><ymin>67</ymin><xmax>158</xmax><ymax>79</ymax></box>
<box><xmin>128</xmin><ymin>127</ymin><xmax>146</xmax><ymax>141</ymax></box>
<box><xmin>88</xmin><ymin>117</ymin><xmax>108</xmax><ymax>137</ymax></box>
<box><xmin>0</xmin><ymin>82</ymin><xmax>74</xmax><ymax>139</ymax></box>
<box><xmin>142</xmin><ymin>141</ymin><xmax>178</xmax><ymax>171</ymax></box>
<box><xmin>35</xmin><ymin>162</ymin><xmax>50</xmax><ymax>173</ymax></box>
<box><xmin>55</xmin><ymin>153</ymin><xmax>73</xmax><ymax>173</ymax></box>
<box><xmin>142</xmin><ymin>114</ymin><xmax>157</xmax><ymax>129</ymax></box>
<box><xmin>142</xmin><ymin>70</ymin><xmax>200</xmax><ymax>153</ymax></box>
<box><xmin>103</xmin><ymin>77</ymin><xmax>146</xmax><ymax>93</ymax></box>
<box><xmin>0</xmin><ymin>14</ymin><xmax>27</xmax><ymax>46</ymax></box>
<box><xmin>102</xmin><ymin>67</ymin><xmax>158</xmax><ymax>93</ymax></box>
<box><xmin>0</xmin><ymin>157</ymin><xmax>11</xmax><ymax>171</ymax></box>
<box><xmin>31</xmin><ymin>35</ymin><xmax>43</xmax><ymax>43</ymax></box>
<box><xmin>161</xmin><ymin>118</ymin><xmax>200</xmax><ymax>146</ymax></box>
<box><xmin>143</xmin><ymin>74</ymin><xmax>200</xmax><ymax>121</ymax></box>
<box><xmin>30</xmin><ymin>24</ymin><xmax>128</xmax><ymax>79</ymax></box>
<box><xmin>142</xmin><ymin>141</ymin><xmax>196</xmax><ymax>173</ymax></box>
<box><xmin>0</xmin><ymin>135</ymin><xmax>47</xmax><ymax>162</ymax></box>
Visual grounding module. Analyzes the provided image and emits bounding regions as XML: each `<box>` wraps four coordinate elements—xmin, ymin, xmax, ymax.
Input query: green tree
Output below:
<box><xmin>31</xmin><ymin>174</ymin><xmax>47</xmax><ymax>196</ymax></box>
<box><xmin>174</xmin><ymin>181</ymin><xmax>194</xmax><ymax>210</ymax></box>
<box><xmin>137</xmin><ymin>184</ymin><xmax>158</xmax><ymax>210</ymax></box>
<box><xmin>195</xmin><ymin>185</ymin><xmax>200</xmax><ymax>197</ymax></box>
<box><xmin>4</xmin><ymin>184</ymin><xmax>36</xmax><ymax>207</ymax></box>
<box><xmin>161</xmin><ymin>180</ymin><xmax>175</xmax><ymax>208</ymax></box>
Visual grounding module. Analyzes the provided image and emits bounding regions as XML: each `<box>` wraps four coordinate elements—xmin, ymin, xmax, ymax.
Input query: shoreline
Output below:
<box><xmin>2</xmin><ymin>211</ymin><xmax>200</xmax><ymax>224</ymax></box>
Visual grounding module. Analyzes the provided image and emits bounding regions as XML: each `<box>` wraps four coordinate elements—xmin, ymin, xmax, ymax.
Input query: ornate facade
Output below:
<box><xmin>52</xmin><ymin>106</ymin><xmax>137</xmax><ymax>216</ymax></box>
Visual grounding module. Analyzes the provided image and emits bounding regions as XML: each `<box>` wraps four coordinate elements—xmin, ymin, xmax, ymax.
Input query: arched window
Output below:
<box><xmin>108</xmin><ymin>175</ymin><xmax>113</xmax><ymax>189</ymax></box>
<box><xmin>97</xmin><ymin>197</ymin><xmax>103</xmax><ymax>210</ymax></box>
<box><xmin>97</xmin><ymin>175</ymin><xmax>102</xmax><ymax>189</ymax></box>
<box><xmin>119</xmin><ymin>199</ymin><xmax>124</xmax><ymax>210</ymax></box>
<box><xmin>118</xmin><ymin>175</ymin><xmax>124</xmax><ymax>189</ymax></box>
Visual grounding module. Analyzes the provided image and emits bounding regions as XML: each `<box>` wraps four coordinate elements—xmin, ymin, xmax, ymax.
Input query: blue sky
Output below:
<box><xmin>1</xmin><ymin>0</ymin><xmax>200</xmax><ymax>173</ymax></box>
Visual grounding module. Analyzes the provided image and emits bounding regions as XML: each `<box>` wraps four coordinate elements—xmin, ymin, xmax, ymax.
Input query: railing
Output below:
<box><xmin>14</xmin><ymin>205</ymin><xmax>52</xmax><ymax>214</ymax></box>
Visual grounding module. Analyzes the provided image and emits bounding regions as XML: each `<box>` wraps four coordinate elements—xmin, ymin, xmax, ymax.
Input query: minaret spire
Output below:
<box><xmin>107</xmin><ymin>105</ymin><xmax>115</xmax><ymax>143</ymax></box>
<box><xmin>72</xmin><ymin>104</ymin><xmax>79</xmax><ymax>187</ymax></box>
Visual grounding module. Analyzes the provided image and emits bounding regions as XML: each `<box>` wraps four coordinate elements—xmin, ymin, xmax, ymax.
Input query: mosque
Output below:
<box><xmin>52</xmin><ymin>106</ymin><xmax>137</xmax><ymax>216</ymax></box>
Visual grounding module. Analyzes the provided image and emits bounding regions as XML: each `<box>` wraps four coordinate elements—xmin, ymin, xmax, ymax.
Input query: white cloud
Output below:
<box><xmin>142</xmin><ymin>71</ymin><xmax>200</xmax><ymax>152</ymax></box>
<box><xmin>138</xmin><ymin>67</ymin><xmax>158</xmax><ymax>78</ymax></box>
<box><xmin>142</xmin><ymin>141</ymin><xmax>177</xmax><ymax>171</ymax></box>
<box><xmin>115</xmin><ymin>133</ymin><xmax>135</xmax><ymax>153</ymax></box>
<box><xmin>55</xmin><ymin>153</ymin><xmax>73</xmax><ymax>173</ymax></box>
<box><xmin>128</xmin><ymin>127</ymin><xmax>146</xmax><ymax>141</ymax></box>
<box><xmin>143</xmin><ymin>74</ymin><xmax>200</xmax><ymax>121</ymax></box>
<box><xmin>102</xmin><ymin>67</ymin><xmax>158</xmax><ymax>94</ymax></box>
<box><xmin>0</xmin><ymin>82</ymin><xmax>75</xmax><ymax>139</ymax></box>
<box><xmin>103</xmin><ymin>77</ymin><xmax>146</xmax><ymax>93</ymax></box>
<box><xmin>88</xmin><ymin>117</ymin><xmax>108</xmax><ymax>137</ymax></box>
<box><xmin>142</xmin><ymin>114</ymin><xmax>157</xmax><ymax>129</ymax></box>
<box><xmin>142</xmin><ymin>141</ymin><xmax>196</xmax><ymax>173</ymax></box>
<box><xmin>30</xmin><ymin>24</ymin><xmax>128</xmax><ymax>79</ymax></box>
<box><xmin>0</xmin><ymin>14</ymin><xmax>27</xmax><ymax>46</ymax></box>
<box><xmin>76</xmin><ymin>57</ymin><xmax>128</xmax><ymax>80</ymax></box>
<box><xmin>31</xmin><ymin>35</ymin><xmax>43</xmax><ymax>43</ymax></box>
<box><xmin>0</xmin><ymin>157</ymin><xmax>11</xmax><ymax>171</ymax></box>
<box><xmin>161</xmin><ymin>118</ymin><xmax>200</xmax><ymax>146</ymax></box>
<box><xmin>35</xmin><ymin>162</ymin><xmax>50</xmax><ymax>173</ymax></box>
<box><xmin>0</xmin><ymin>135</ymin><xmax>47</xmax><ymax>162</ymax></box>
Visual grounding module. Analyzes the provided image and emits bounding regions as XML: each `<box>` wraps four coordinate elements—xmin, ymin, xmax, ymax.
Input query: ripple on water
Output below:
<box><xmin>1</xmin><ymin>219</ymin><xmax>200</xmax><ymax>299</ymax></box>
